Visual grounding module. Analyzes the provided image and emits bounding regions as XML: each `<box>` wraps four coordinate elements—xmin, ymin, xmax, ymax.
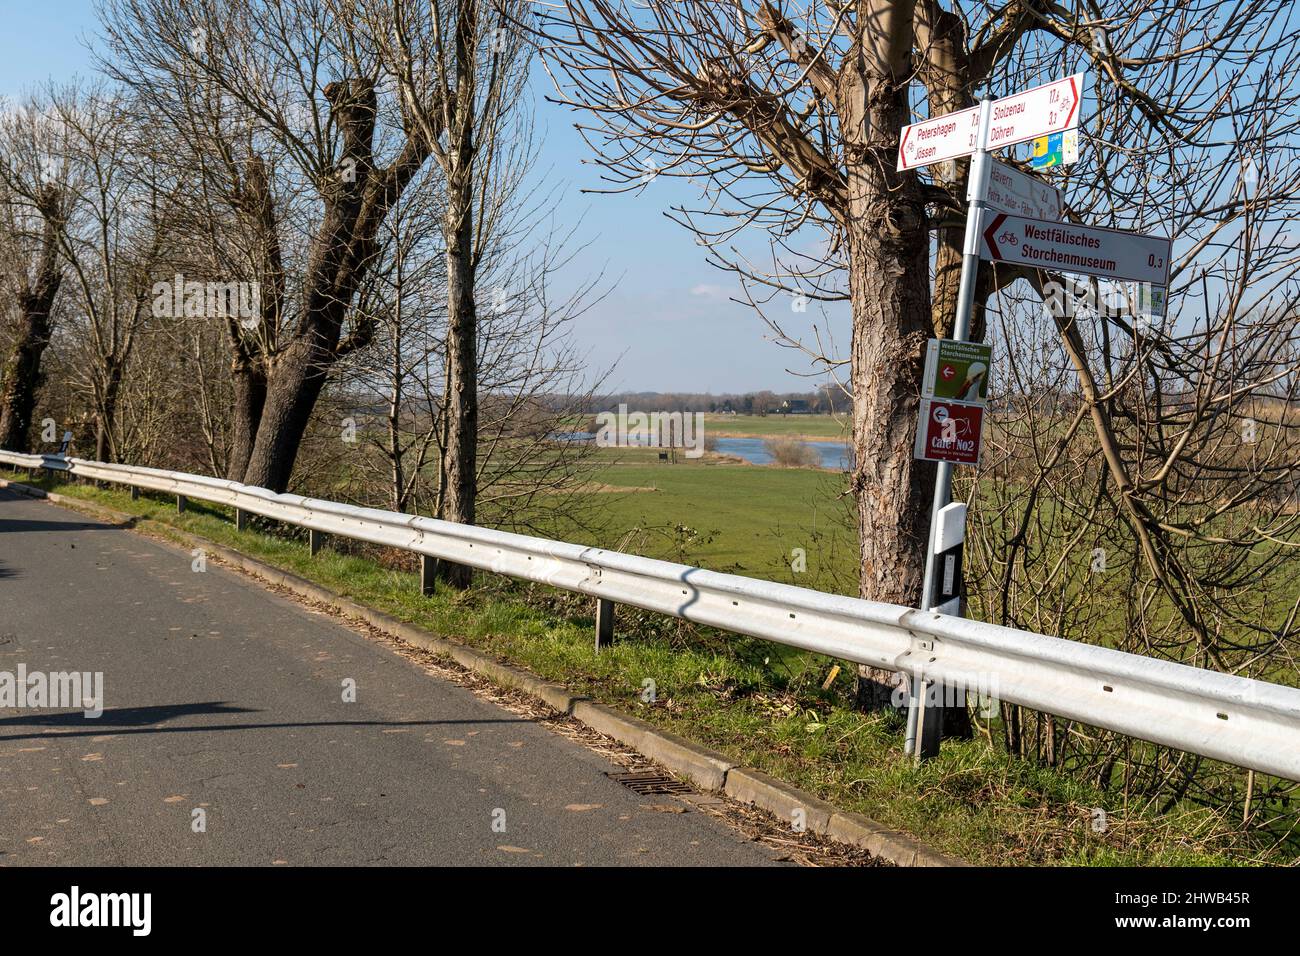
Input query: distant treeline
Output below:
<box><xmin>569</xmin><ymin>386</ymin><xmax>850</xmax><ymax>416</ymax></box>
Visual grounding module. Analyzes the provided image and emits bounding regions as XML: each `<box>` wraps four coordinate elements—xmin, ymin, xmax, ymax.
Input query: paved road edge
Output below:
<box><xmin>0</xmin><ymin>476</ymin><xmax>966</xmax><ymax>867</ymax></box>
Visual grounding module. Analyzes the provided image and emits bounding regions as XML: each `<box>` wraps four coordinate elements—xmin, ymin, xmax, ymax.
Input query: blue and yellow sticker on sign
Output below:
<box><xmin>1030</xmin><ymin>130</ymin><xmax>1079</xmax><ymax>169</ymax></box>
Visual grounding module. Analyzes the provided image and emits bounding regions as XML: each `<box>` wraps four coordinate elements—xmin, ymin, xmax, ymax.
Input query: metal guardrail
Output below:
<box><xmin>3</xmin><ymin>448</ymin><xmax>1300</xmax><ymax>781</ymax></box>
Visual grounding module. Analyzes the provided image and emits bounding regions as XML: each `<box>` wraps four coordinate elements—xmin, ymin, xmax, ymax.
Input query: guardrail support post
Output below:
<box><xmin>129</xmin><ymin>486</ymin><xmax>139</xmax><ymax>501</ymax></box>
<box><xmin>176</xmin><ymin>494</ymin><xmax>187</xmax><ymax>514</ymax></box>
<box><xmin>595</xmin><ymin>598</ymin><xmax>616</xmax><ymax>651</ymax></box>
<box><xmin>309</xmin><ymin>529</ymin><xmax>324</xmax><ymax>557</ymax></box>
<box><xmin>421</xmin><ymin>555</ymin><xmax>438</xmax><ymax>597</ymax></box>
<box><xmin>908</xmin><ymin>678</ymin><xmax>943</xmax><ymax>763</ymax></box>
<box><xmin>236</xmin><ymin>508</ymin><xmax>249</xmax><ymax>532</ymax></box>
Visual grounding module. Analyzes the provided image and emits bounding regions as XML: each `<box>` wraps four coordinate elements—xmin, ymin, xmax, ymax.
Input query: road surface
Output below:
<box><xmin>0</xmin><ymin>487</ymin><xmax>783</xmax><ymax>866</ymax></box>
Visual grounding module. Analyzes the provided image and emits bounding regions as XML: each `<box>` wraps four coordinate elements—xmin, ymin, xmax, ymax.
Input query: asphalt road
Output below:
<box><xmin>0</xmin><ymin>487</ymin><xmax>782</xmax><ymax>866</ymax></box>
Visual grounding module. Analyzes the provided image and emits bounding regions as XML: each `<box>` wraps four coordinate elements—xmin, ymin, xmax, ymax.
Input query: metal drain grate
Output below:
<box><xmin>607</xmin><ymin>770</ymin><xmax>695</xmax><ymax>795</ymax></box>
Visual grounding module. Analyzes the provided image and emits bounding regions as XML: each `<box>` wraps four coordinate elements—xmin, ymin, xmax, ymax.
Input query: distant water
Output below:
<box><xmin>713</xmin><ymin>436</ymin><xmax>849</xmax><ymax>470</ymax></box>
<box><xmin>555</xmin><ymin>432</ymin><xmax>850</xmax><ymax>470</ymax></box>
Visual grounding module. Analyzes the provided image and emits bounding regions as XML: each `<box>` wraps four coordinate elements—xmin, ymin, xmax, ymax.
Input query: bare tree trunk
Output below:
<box><xmin>839</xmin><ymin>41</ymin><xmax>938</xmax><ymax>709</ymax></box>
<box><xmin>0</xmin><ymin>187</ymin><xmax>63</xmax><ymax>453</ymax></box>
<box><xmin>0</xmin><ymin>298</ymin><xmax>56</xmax><ymax>452</ymax></box>
<box><xmin>227</xmin><ymin>360</ymin><xmax>266</xmax><ymax>481</ymax></box>
<box><xmin>94</xmin><ymin>367</ymin><xmax>123</xmax><ymax>463</ymax></box>
<box><xmin>237</xmin><ymin>79</ymin><xmax>402</xmax><ymax>492</ymax></box>
<box><xmin>435</xmin><ymin>0</ymin><xmax>480</xmax><ymax>589</ymax></box>
<box><xmin>388</xmin><ymin>338</ymin><xmax>406</xmax><ymax>512</ymax></box>
<box><xmin>241</xmin><ymin>335</ymin><xmax>332</xmax><ymax>492</ymax></box>
<box><xmin>438</xmin><ymin>187</ymin><xmax>478</xmax><ymax>536</ymax></box>
<box><xmin>226</xmin><ymin>157</ymin><xmax>279</xmax><ymax>482</ymax></box>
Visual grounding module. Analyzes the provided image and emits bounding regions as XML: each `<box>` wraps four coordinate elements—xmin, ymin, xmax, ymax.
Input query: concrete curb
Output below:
<box><xmin>0</xmin><ymin>475</ymin><xmax>967</xmax><ymax>867</ymax></box>
<box><xmin>571</xmin><ymin>701</ymin><xmax>735</xmax><ymax>792</ymax></box>
<box><xmin>725</xmin><ymin>767</ymin><xmax>838</xmax><ymax>834</ymax></box>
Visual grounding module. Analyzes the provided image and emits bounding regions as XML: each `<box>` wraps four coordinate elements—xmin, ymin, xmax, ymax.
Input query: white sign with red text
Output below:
<box><xmin>984</xmin><ymin>74</ymin><xmax>1083</xmax><ymax>151</ymax></box>
<box><xmin>980</xmin><ymin>213</ymin><xmax>1172</xmax><ymax>286</ymax></box>
<box><xmin>897</xmin><ymin>105</ymin><xmax>980</xmax><ymax>171</ymax></box>
<box><xmin>897</xmin><ymin>74</ymin><xmax>1083</xmax><ymax>171</ymax></box>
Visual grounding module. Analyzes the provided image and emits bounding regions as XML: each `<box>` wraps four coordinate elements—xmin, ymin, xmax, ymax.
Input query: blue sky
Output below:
<box><xmin>0</xmin><ymin>0</ymin><xmax>843</xmax><ymax>394</ymax></box>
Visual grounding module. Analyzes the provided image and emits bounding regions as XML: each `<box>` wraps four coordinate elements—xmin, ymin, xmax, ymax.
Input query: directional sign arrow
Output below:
<box><xmin>981</xmin><ymin>212</ymin><xmax>1172</xmax><ymax>286</ymax></box>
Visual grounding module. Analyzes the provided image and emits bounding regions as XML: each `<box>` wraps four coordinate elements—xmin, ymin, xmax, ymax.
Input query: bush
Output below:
<box><xmin>764</xmin><ymin>437</ymin><xmax>820</xmax><ymax>468</ymax></box>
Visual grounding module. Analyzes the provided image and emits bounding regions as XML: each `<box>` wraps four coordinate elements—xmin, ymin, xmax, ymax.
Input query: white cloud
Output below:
<box><xmin>689</xmin><ymin>283</ymin><xmax>732</xmax><ymax>300</ymax></box>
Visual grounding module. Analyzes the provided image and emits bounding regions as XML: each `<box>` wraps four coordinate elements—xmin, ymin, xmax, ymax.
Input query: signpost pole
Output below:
<box><xmin>908</xmin><ymin>97</ymin><xmax>993</xmax><ymax>759</ymax></box>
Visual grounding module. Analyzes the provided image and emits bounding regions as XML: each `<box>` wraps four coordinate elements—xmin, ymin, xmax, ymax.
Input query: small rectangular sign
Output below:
<box><xmin>923</xmin><ymin>339</ymin><xmax>993</xmax><ymax>405</ymax></box>
<box><xmin>986</xmin><ymin>160</ymin><xmax>1062</xmax><ymax>221</ymax></box>
<box><xmin>914</xmin><ymin>399</ymin><xmax>984</xmax><ymax>466</ymax></box>
<box><xmin>980</xmin><ymin>212</ymin><xmax>1172</xmax><ymax>286</ymax></box>
<box><xmin>1030</xmin><ymin>129</ymin><xmax>1079</xmax><ymax>169</ymax></box>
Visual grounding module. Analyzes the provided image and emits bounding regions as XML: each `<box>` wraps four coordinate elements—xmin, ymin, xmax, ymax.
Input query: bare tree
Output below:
<box><xmin>38</xmin><ymin>86</ymin><xmax>173</xmax><ymax>463</ymax></box>
<box><xmin>538</xmin><ymin>0</ymin><xmax>1300</xmax><ymax>707</ymax></box>
<box><xmin>100</xmin><ymin>0</ymin><xmax>444</xmax><ymax>492</ymax></box>
<box><xmin>374</xmin><ymin>0</ymin><xmax>536</xmax><ymax>584</ymax></box>
<box><xmin>329</xmin><ymin>129</ymin><xmax>611</xmax><ymax>533</ymax></box>
<box><xmin>0</xmin><ymin>93</ymin><xmax>70</xmax><ymax>453</ymax></box>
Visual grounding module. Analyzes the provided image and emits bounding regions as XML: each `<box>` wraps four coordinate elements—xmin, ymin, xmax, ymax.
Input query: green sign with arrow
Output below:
<box><xmin>922</xmin><ymin>339</ymin><xmax>993</xmax><ymax>405</ymax></box>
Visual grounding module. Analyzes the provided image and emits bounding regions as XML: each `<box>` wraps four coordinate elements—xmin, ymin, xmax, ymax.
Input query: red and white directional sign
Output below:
<box><xmin>897</xmin><ymin>74</ymin><xmax>1083</xmax><ymax>171</ymax></box>
<box><xmin>914</xmin><ymin>400</ymin><xmax>984</xmax><ymax>466</ymax></box>
<box><xmin>984</xmin><ymin>74</ymin><xmax>1082</xmax><ymax>152</ymax></box>
<box><xmin>897</xmin><ymin>105</ymin><xmax>980</xmax><ymax>171</ymax></box>
<box><xmin>980</xmin><ymin>212</ymin><xmax>1172</xmax><ymax>286</ymax></box>
<box><xmin>986</xmin><ymin>159</ymin><xmax>1062</xmax><ymax>221</ymax></box>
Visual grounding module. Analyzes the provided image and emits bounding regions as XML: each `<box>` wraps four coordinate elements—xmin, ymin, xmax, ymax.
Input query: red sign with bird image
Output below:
<box><xmin>914</xmin><ymin>400</ymin><xmax>985</xmax><ymax>466</ymax></box>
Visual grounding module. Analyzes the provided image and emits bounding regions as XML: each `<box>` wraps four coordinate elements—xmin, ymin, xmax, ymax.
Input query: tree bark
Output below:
<box><xmin>226</xmin><ymin>156</ymin><xmax>279</xmax><ymax>483</ymax></box>
<box><xmin>241</xmin><ymin>333</ymin><xmax>333</xmax><ymax>492</ymax></box>
<box><xmin>93</xmin><ymin>365</ymin><xmax>123</xmax><ymax>463</ymax></box>
<box><xmin>0</xmin><ymin>295</ymin><xmax>57</xmax><ymax>453</ymax></box>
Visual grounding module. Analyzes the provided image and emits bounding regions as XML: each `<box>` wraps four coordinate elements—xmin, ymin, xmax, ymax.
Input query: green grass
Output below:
<box><xmin>6</xmin><ymin>466</ymin><xmax>1288</xmax><ymax>866</ymax></box>
<box><xmin>703</xmin><ymin>413</ymin><xmax>847</xmax><ymax>439</ymax></box>
<box><xmin>556</xmin><ymin>456</ymin><xmax>858</xmax><ymax>592</ymax></box>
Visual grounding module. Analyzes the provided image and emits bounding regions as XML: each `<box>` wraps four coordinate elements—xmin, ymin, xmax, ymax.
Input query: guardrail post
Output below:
<box><xmin>421</xmin><ymin>555</ymin><xmax>438</xmax><ymax>597</ymax></box>
<box><xmin>129</xmin><ymin>486</ymin><xmax>139</xmax><ymax>501</ymax></box>
<box><xmin>909</xmin><ymin>502</ymin><xmax>970</xmax><ymax>762</ymax></box>
<box><xmin>908</xmin><ymin>678</ymin><xmax>943</xmax><ymax>763</ymax></box>
<box><xmin>595</xmin><ymin>598</ymin><xmax>616</xmax><ymax>651</ymax></box>
<box><xmin>236</xmin><ymin>508</ymin><xmax>249</xmax><ymax>532</ymax></box>
<box><xmin>309</xmin><ymin>529</ymin><xmax>324</xmax><ymax>557</ymax></box>
<box><xmin>176</xmin><ymin>494</ymin><xmax>187</xmax><ymax>514</ymax></box>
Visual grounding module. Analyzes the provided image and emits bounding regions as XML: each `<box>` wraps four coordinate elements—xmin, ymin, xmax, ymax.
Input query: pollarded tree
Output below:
<box><xmin>99</xmin><ymin>0</ymin><xmax>444</xmax><ymax>492</ymax></box>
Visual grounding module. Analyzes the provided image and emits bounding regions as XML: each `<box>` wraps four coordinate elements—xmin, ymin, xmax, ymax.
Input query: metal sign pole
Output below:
<box><xmin>907</xmin><ymin>97</ymin><xmax>993</xmax><ymax>759</ymax></box>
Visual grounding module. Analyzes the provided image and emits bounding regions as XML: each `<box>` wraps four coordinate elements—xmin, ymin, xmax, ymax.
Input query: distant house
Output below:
<box><xmin>780</xmin><ymin>399</ymin><xmax>810</xmax><ymax>415</ymax></box>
